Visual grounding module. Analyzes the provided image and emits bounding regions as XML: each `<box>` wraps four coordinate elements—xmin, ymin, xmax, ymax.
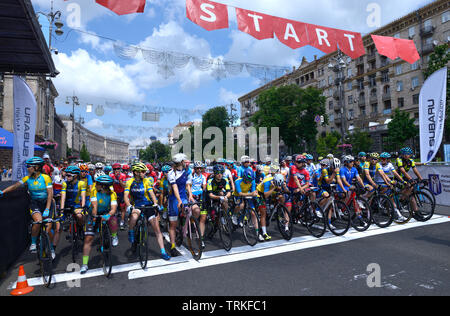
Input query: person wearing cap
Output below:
<box><xmin>238</xmin><ymin>156</ymin><xmax>255</xmax><ymax>179</ymax></box>
<box><xmin>280</xmin><ymin>160</ymin><xmax>290</xmax><ymax>180</ymax></box>
<box><xmin>111</xmin><ymin>163</ymin><xmax>128</xmax><ymax>230</ymax></box>
<box><xmin>285</xmin><ymin>155</ymin><xmax>312</xmax><ymax>216</ymax></box>
<box><xmin>42</xmin><ymin>153</ymin><xmax>54</xmax><ymax>177</ymax></box>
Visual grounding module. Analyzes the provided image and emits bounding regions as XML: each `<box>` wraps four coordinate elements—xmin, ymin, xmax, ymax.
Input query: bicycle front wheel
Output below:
<box><xmin>218</xmin><ymin>210</ymin><xmax>233</xmax><ymax>251</ymax></box>
<box><xmin>38</xmin><ymin>231</ymin><xmax>53</xmax><ymax>288</ymax></box>
<box><xmin>101</xmin><ymin>223</ymin><xmax>113</xmax><ymax>278</ymax></box>
<box><xmin>304</xmin><ymin>202</ymin><xmax>326</xmax><ymax>238</ymax></box>
<box><xmin>186</xmin><ymin>216</ymin><xmax>203</xmax><ymax>261</ymax></box>
<box><xmin>276</xmin><ymin>205</ymin><xmax>293</xmax><ymax>240</ymax></box>
<box><xmin>327</xmin><ymin>200</ymin><xmax>351</xmax><ymax>236</ymax></box>
<box><xmin>350</xmin><ymin>198</ymin><xmax>371</xmax><ymax>232</ymax></box>
<box><xmin>411</xmin><ymin>191</ymin><xmax>434</xmax><ymax>222</ymax></box>
<box><xmin>242</xmin><ymin>208</ymin><xmax>259</xmax><ymax>246</ymax></box>
<box><xmin>137</xmin><ymin>218</ymin><xmax>149</xmax><ymax>269</ymax></box>
<box><xmin>370</xmin><ymin>194</ymin><xmax>394</xmax><ymax>228</ymax></box>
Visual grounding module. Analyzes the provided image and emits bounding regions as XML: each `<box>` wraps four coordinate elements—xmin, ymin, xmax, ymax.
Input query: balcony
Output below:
<box><xmin>333</xmin><ymin>90</ymin><xmax>341</xmax><ymax>100</ymax></box>
<box><xmin>422</xmin><ymin>43</ymin><xmax>435</xmax><ymax>55</ymax></box>
<box><xmin>358</xmin><ymin>98</ymin><xmax>366</xmax><ymax>107</ymax></box>
<box><xmin>356</xmin><ymin>57</ymin><xmax>364</xmax><ymax>65</ymax></box>
<box><xmin>370</xmin><ymin>112</ymin><xmax>379</xmax><ymax>119</ymax></box>
<box><xmin>370</xmin><ymin>94</ymin><xmax>378</xmax><ymax>103</ymax></box>
<box><xmin>420</xmin><ymin>25</ymin><xmax>435</xmax><ymax>36</ymax></box>
<box><xmin>367</xmin><ymin>53</ymin><xmax>376</xmax><ymax>62</ymax></box>
<box><xmin>334</xmin><ymin>101</ymin><xmax>344</xmax><ymax>112</ymax></box>
<box><xmin>382</xmin><ymin>91</ymin><xmax>391</xmax><ymax>101</ymax></box>
<box><xmin>380</xmin><ymin>59</ymin><xmax>390</xmax><ymax>68</ymax></box>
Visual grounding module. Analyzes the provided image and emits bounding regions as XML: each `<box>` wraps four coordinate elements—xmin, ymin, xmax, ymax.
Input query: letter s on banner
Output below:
<box><xmin>236</xmin><ymin>8</ymin><xmax>274</xmax><ymax>40</ymax></box>
<box><xmin>186</xmin><ymin>0</ymin><xmax>229</xmax><ymax>31</ymax></box>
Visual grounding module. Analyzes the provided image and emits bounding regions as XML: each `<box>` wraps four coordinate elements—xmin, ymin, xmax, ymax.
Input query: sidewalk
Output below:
<box><xmin>436</xmin><ymin>205</ymin><xmax>450</xmax><ymax>217</ymax></box>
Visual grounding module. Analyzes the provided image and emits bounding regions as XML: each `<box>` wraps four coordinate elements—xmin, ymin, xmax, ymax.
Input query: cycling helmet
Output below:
<box><xmin>213</xmin><ymin>164</ymin><xmax>225</xmax><ymax>174</ymax></box>
<box><xmin>306</xmin><ymin>154</ymin><xmax>314</xmax><ymax>161</ymax></box>
<box><xmin>270</xmin><ymin>164</ymin><xmax>280</xmax><ymax>173</ymax></box>
<box><xmin>122</xmin><ymin>164</ymin><xmax>130</xmax><ymax>171</ymax></box>
<box><xmin>65</xmin><ymin>166</ymin><xmax>81</xmax><ymax>175</ymax></box>
<box><xmin>369</xmin><ymin>152</ymin><xmax>380</xmax><ymax>159</ymax></box>
<box><xmin>173</xmin><ymin>153</ymin><xmax>187</xmax><ymax>164</ymax></box>
<box><xmin>343</xmin><ymin>155</ymin><xmax>355</xmax><ymax>164</ymax></box>
<box><xmin>257</xmin><ymin>165</ymin><xmax>265</xmax><ymax>172</ymax></box>
<box><xmin>380</xmin><ymin>152</ymin><xmax>391</xmax><ymax>159</ymax></box>
<box><xmin>161</xmin><ymin>165</ymin><xmax>171</xmax><ymax>173</ymax></box>
<box><xmin>79</xmin><ymin>164</ymin><xmax>89</xmax><ymax>172</ymax></box>
<box><xmin>331</xmin><ymin>158</ymin><xmax>341</xmax><ymax>170</ymax></box>
<box><xmin>194</xmin><ymin>161</ymin><xmax>203</xmax><ymax>168</ymax></box>
<box><xmin>358</xmin><ymin>152</ymin><xmax>367</xmax><ymax>158</ymax></box>
<box><xmin>400</xmin><ymin>147</ymin><xmax>413</xmax><ymax>156</ymax></box>
<box><xmin>242</xmin><ymin>169</ymin><xmax>253</xmax><ymax>181</ymax></box>
<box><xmin>94</xmin><ymin>171</ymin><xmax>106</xmax><ymax>180</ymax></box>
<box><xmin>241</xmin><ymin>155</ymin><xmax>251</xmax><ymax>163</ymax></box>
<box><xmin>88</xmin><ymin>164</ymin><xmax>96</xmax><ymax>170</ymax></box>
<box><xmin>26</xmin><ymin>157</ymin><xmax>45</xmax><ymax>166</ymax></box>
<box><xmin>132</xmin><ymin>162</ymin><xmax>148</xmax><ymax>173</ymax></box>
<box><xmin>104</xmin><ymin>165</ymin><xmax>113</xmax><ymax>173</ymax></box>
<box><xmin>96</xmin><ymin>175</ymin><xmax>114</xmax><ymax>186</ymax></box>
<box><xmin>274</xmin><ymin>174</ymin><xmax>285</xmax><ymax>187</ymax></box>
<box><xmin>320</xmin><ymin>159</ymin><xmax>331</xmax><ymax>167</ymax></box>
<box><xmin>295</xmin><ymin>155</ymin><xmax>307</xmax><ymax>163</ymax></box>
<box><xmin>95</xmin><ymin>162</ymin><xmax>104</xmax><ymax>169</ymax></box>
<box><xmin>112</xmin><ymin>163</ymin><xmax>121</xmax><ymax>169</ymax></box>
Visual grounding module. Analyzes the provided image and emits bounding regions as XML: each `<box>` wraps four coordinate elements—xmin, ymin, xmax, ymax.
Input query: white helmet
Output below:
<box><xmin>270</xmin><ymin>164</ymin><xmax>280</xmax><ymax>173</ymax></box>
<box><xmin>274</xmin><ymin>174</ymin><xmax>285</xmax><ymax>187</ymax></box>
<box><xmin>173</xmin><ymin>153</ymin><xmax>187</xmax><ymax>164</ymax></box>
<box><xmin>332</xmin><ymin>158</ymin><xmax>341</xmax><ymax>170</ymax></box>
<box><xmin>95</xmin><ymin>162</ymin><xmax>104</xmax><ymax>169</ymax></box>
<box><xmin>94</xmin><ymin>170</ymin><xmax>106</xmax><ymax>180</ymax></box>
<box><xmin>241</xmin><ymin>155</ymin><xmax>250</xmax><ymax>163</ymax></box>
<box><xmin>88</xmin><ymin>164</ymin><xmax>95</xmax><ymax>170</ymax></box>
<box><xmin>257</xmin><ymin>165</ymin><xmax>264</xmax><ymax>172</ymax></box>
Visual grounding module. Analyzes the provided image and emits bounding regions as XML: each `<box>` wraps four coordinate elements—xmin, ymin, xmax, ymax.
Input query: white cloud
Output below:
<box><xmin>85</xmin><ymin>118</ymin><xmax>104</xmax><ymax>129</ymax></box>
<box><xmin>53</xmin><ymin>49</ymin><xmax>145</xmax><ymax>103</ymax></box>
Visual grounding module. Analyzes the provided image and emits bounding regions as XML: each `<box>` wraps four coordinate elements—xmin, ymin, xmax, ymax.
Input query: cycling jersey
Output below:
<box><xmin>396</xmin><ymin>158</ymin><xmax>416</xmax><ymax>175</ymax></box>
<box><xmin>125</xmin><ymin>178</ymin><xmax>154</xmax><ymax>207</ymax></box>
<box><xmin>90</xmin><ymin>187</ymin><xmax>118</xmax><ymax>215</ymax></box>
<box><xmin>167</xmin><ymin>168</ymin><xmax>192</xmax><ymax>200</ymax></box>
<box><xmin>337</xmin><ymin>166</ymin><xmax>359</xmax><ymax>192</ymax></box>
<box><xmin>191</xmin><ymin>173</ymin><xmax>206</xmax><ymax>196</ymax></box>
<box><xmin>110</xmin><ymin>172</ymin><xmax>127</xmax><ymax>194</ymax></box>
<box><xmin>375</xmin><ymin>162</ymin><xmax>395</xmax><ymax>183</ymax></box>
<box><xmin>62</xmin><ymin>180</ymin><xmax>86</xmax><ymax>208</ymax></box>
<box><xmin>363</xmin><ymin>162</ymin><xmax>382</xmax><ymax>184</ymax></box>
<box><xmin>159</xmin><ymin>176</ymin><xmax>170</xmax><ymax>194</ymax></box>
<box><xmin>234</xmin><ymin>178</ymin><xmax>256</xmax><ymax>196</ymax></box>
<box><xmin>287</xmin><ymin>166</ymin><xmax>310</xmax><ymax>189</ymax></box>
<box><xmin>20</xmin><ymin>174</ymin><xmax>53</xmax><ymax>201</ymax></box>
<box><xmin>206</xmin><ymin>177</ymin><xmax>231</xmax><ymax>196</ymax></box>
<box><xmin>256</xmin><ymin>176</ymin><xmax>275</xmax><ymax>194</ymax></box>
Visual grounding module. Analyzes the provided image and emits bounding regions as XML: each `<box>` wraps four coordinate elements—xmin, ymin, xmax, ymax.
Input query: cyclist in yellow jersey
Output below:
<box><xmin>362</xmin><ymin>153</ymin><xmax>381</xmax><ymax>198</ymax></box>
<box><xmin>396</xmin><ymin>147</ymin><xmax>423</xmax><ymax>214</ymax></box>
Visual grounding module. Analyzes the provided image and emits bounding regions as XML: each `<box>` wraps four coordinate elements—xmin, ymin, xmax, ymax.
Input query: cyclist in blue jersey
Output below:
<box><xmin>237</xmin><ymin>155</ymin><xmax>255</xmax><ymax>179</ymax></box>
<box><xmin>1</xmin><ymin>157</ymin><xmax>55</xmax><ymax>255</ymax></box>
<box><xmin>336</xmin><ymin>156</ymin><xmax>365</xmax><ymax>197</ymax></box>
<box><xmin>60</xmin><ymin>166</ymin><xmax>87</xmax><ymax>229</ymax></box>
<box><xmin>167</xmin><ymin>153</ymin><xmax>196</xmax><ymax>257</ymax></box>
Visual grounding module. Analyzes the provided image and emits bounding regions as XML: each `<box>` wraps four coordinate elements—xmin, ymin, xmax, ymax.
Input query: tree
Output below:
<box><xmin>423</xmin><ymin>44</ymin><xmax>450</xmax><ymax>141</ymax></box>
<box><xmin>140</xmin><ymin>141</ymin><xmax>171</xmax><ymax>163</ymax></box>
<box><xmin>386</xmin><ymin>109</ymin><xmax>419</xmax><ymax>152</ymax></box>
<box><xmin>250</xmin><ymin>85</ymin><xmax>327</xmax><ymax>154</ymax></box>
<box><xmin>80</xmin><ymin>143</ymin><xmax>90</xmax><ymax>162</ymax></box>
<box><xmin>346</xmin><ymin>128</ymin><xmax>373</xmax><ymax>156</ymax></box>
<box><xmin>316</xmin><ymin>131</ymin><xmax>341</xmax><ymax>157</ymax></box>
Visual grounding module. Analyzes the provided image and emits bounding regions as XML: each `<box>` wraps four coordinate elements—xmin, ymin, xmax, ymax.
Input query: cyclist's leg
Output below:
<box><xmin>147</xmin><ymin>208</ymin><xmax>168</xmax><ymax>257</ymax></box>
<box><xmin>81</xmin><ymin>215</ymin><xmax>96</xmax><ymax>273</ymax></box>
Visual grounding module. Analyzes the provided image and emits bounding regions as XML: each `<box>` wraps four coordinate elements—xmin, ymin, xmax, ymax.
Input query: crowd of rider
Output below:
<box><xmin>0</xmin><ymin>147</ymin><xmax>423</xmax><ymax>274</ymax></box>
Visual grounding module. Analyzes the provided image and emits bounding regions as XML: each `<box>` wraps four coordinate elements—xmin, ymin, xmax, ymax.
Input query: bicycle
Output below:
<box><xmin>344</xmin><ymin>187</ymin><xmax>371</xmax><ymax>232</ymax></box>
<box><xmin>410</xmin><ymin>181</ymin><xmax>435</xmax><ymax>222</ymax></box>
<box><xmin>175</xmin><ymin>202</ymin><xmax>203</xmax><ymax>260</ymax></box>
<box><xmin>368</xmin><ymin>186</ymin><xmax>395</xmax><ymax>228</ymax></box>
<box><xmin>31</xmin><ymin>217</ymin><xmax>60</xmax><ymax>288</ymax></box>
<box><xmin>133</xmin><ymin>206</ymin><xmax>157</xmax><ymax>270</ymax></box>
<box><xmin>206</xmin><ymin>199</ymin><xmax>233</xmax><ymax>251</ymax></box>
<box><xmin>235</xmin><ymin>196</ymin><xmax>261</xmax><ymax>246</ymax></box>
<box><xmin>291</xmin><ymin>189</ymin><xmax>327</xmax><ymax>238</ymax></box>
<box><xmin>62</xmin><ymin>206</ymin><xmax>86</xmax><ymax>263</ymax></box>
<box><xmin>92</xmin><ymin>215</ymin><xmax>114</xmax><ymax>278</ymax></box>
<box><xmin>415</xmin><ymin>179</ymin><xmax>436</xmax><ymax>213</ymax></box>
<box><xmin>264</xmin><ymin>192</ymin><xmax>293</xmax><ymax>240</ymax></box>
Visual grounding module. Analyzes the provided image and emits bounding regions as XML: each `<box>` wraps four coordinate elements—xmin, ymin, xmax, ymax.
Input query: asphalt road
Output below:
<box><xmin>1</xmin><ymin>213</ymin><xmax>450</xmax><ymax>297</ymax></box>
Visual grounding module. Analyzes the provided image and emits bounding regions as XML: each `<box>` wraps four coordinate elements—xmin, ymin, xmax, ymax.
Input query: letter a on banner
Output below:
<box><xmin>236</xmin><ymin>8</ymin><xmax>274</xmax><ymax>40</ymax></box>
<box><xmin>419</xmin><ymin>67</ymin><xmax>448</xmax><ymax>164</ymax></box>
<box><xmin>274</xmin><ymin>17</ymin><xmax>309</xmax><ymax>49</ymax></box>
<box><xmin>12</xmin><ymin>76</ymin><xmax>37</xmax><ymax>181</ymax></box>
<box><xmin>186</xmin><ymin>0</ymin><xmax>229</xmax><ymax>31</ymax></box>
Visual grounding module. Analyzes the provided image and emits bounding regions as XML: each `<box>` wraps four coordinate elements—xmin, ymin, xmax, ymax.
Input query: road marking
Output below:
<box><xmin>8</xmin><ymin>216</ymin><xmax>450</xmax><ymax>288</ymax></box>
<box><xmin>128</xmin><ymin>216</ymin><xmax>450</xmax><ymax>280</ymax></box>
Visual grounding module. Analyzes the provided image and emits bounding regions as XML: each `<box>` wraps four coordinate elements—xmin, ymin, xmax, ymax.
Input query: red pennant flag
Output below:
<box><xmin>95</xmin><ymin>0</ymin><xmax>146</xmax><ymax>16</ymax></box>
<box><xmin>306</xmin><ymin>24</ymin><xmax>337</xmax><ymax>54</ymax></box>
<box><xmin>335</xmin><ymin>29</ymin><xmax>365</xmax><ymax>59</ymax></box>
<box><xmin>236</xmin><ymin>8</ymin><xmax>274</xmax><ymax>40</ymax></box>
<box><xmin>186</xmin><ymin>0</ymin><xmax>229</xmax><ymax>31</ymax></box>
<box><xmin>371</xmin><ymin>35</ymin><xmax>420</xmax><ymax>64</ymax></box>
<box><xmin>274</xmin><ymin>17</ymin><xmax>309</xmax><ymax>49</ymax></box>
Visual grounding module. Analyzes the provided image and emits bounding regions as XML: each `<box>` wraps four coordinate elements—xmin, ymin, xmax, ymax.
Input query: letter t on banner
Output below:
<box><xmin>186</xmin><ymin>0</ymin><xmax>229</xmax><ymax>31</ymax></box>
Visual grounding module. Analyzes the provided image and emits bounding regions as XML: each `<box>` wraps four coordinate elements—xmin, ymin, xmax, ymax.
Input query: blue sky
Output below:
<box><xmin>31</xmin><ymin>0</ymin><xmax>435</xmax><ymax>146</ymax></box>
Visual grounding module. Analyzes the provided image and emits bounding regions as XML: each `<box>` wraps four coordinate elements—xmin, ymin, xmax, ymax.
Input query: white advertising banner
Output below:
<box><xmin>417</xmin><ymin>165</ymin><xmax>450</xmax><ymax>207</ymax></box>
<box><xmin>12</xmin><ymin>76</ymin><xmax>37</xmax><ymax>181</ymax></box>
<box><xmin>419</xmin><ymin>67</ymin><xmax>448</xmax><ymax>164</ymax></box>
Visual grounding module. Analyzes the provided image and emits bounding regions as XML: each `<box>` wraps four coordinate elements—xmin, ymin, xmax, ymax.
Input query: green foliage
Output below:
<box><xmin>423</xmin><ymin>44</ymin><xmax>450</xmax><ymax>141</ymax></box>
<box><xmin>317</xmin><ymin>131</ymin><xmax>341</xmax><ymax>157</ymax></box>
<box><xmin>140</xmin><ymin>141</ymin><xmax>171</xmax><ymax>163</ymax></box>
<box><xmin>250</xmin><ymin>85</ymin><xmax>327</xmax><ymax>153</ymax></box>
<box><xmin>345</xmin><ymin>129</ymin><xmax>373</xmax><ymax>156</ymax></box>
<box><xmin>386</xmin><ymin>109</ymin><xmax>419</xmax><ymax>151</ymax></box>
<box><xmin>80</xmin><ymin>143</ymin><xmax>90</xmax><ymax>162</ymax></box>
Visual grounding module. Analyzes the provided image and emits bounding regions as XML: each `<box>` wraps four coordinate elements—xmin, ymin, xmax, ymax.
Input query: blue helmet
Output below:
<box><xmin>96</xmin><ymin>175</ymin><xmax>114</xmax><ymax>185</ymax></box>
<box><xmin>380</xmin><ymin>152</ymin><xmax>391</xmax><ymax>159</ymax></box>
<box><xmin>400</xmin><ymin>147</ymin><xmax>413</xmax><ymax>156</ymax></box>
<box><xmin>104</xmin><ymin>165</ymin><xmax>113</xmax><ymax>173</ymax></box>
<box><xmin>213</xmin><ymin>164</ymin><xmax>225</xmax><ymax>174</ymax></box>
<box><xmin>65</xmin><ymin>166</ymin><xmax>80</xmax><ymax>175</ymax></box>
<box><xmin>26</xmin><ymin>157</ymin><xmax>45</xmax><ymax>166</ymax></box>
<box><xmin>161</xmin><ymin>165</ymin><xmax>171</xmax><ymax>173</ymax></box>
<box><xmin>306</xmin><ymin>154</ymin><xmax>314</xmax><ymax>160</ymax></box>
<box><xmin>242</xmin><ymin>169</ymin><xmax>253</xmax><ymax>182</ymax></box>
<box><xmin>358</xmin><ymin>152</ymin><xmax>367</xmax><ymax>158</ymax></box>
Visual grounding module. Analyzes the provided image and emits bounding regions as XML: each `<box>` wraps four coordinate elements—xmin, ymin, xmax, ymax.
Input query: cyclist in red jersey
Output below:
<box><xmin>110</xmin><ymin>163</ymin><xmax>127</xmax><ymax>230</ymax></box>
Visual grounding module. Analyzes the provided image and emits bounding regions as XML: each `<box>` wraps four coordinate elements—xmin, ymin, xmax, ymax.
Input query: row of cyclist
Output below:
<box><xmin>0</xmin><ymin>147</ymin><xmax>431</xmax><ymax>274</ymax></box>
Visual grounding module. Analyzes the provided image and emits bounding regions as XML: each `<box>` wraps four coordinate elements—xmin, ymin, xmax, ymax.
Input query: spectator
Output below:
<box><xmin>42</xmin><ymin>153</ymin><xmax>54</xmax><ymax>176</ymax></box>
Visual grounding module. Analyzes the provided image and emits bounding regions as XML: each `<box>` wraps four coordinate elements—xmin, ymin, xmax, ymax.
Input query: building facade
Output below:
<box><xmin>239</xmin><ymin>0</ymin><xmax>450</xmax><ymax>153</ymax></box>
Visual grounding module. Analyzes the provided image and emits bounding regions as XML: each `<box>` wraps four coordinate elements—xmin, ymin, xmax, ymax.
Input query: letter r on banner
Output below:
<box><xmin>186</xmin><ymin>0</ymin><xmax>229</xmax><ymax>31</ymax></box>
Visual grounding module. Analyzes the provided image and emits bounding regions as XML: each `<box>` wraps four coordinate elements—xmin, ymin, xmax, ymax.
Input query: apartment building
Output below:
<box><xmin>239</xmin><ymin>0</ymin><xmax>449</xmax><ymax>152</ymax></box>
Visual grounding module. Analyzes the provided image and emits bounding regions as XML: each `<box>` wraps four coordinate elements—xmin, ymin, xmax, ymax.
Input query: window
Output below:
<box><xmin>347</xmin><ymin>81</ymin><xmax>352</xmax><ymax>90</ymax></box>
<box><xmin>394</xmin><ymin>32</ymin><xmax>401</xmax><ymax>39</ymax></box>
<box><xmin>396</xmin><ymin>81</ymin><xmax>403</xmax><ymax>92</ymax></box>
<box><xmin>412</xmin><ymin>77</ymin><xmax>419</xmax><ymax>89</ymax></box>
<box><xmin>357</xmin><ymin>79</ymin><xmax>364</xmax><ymax>91</ymax></box>
<box><xmin>360</xmin><ymin>107</ymin><xmax>366</xmax><ymax>116</ymax></box>
<box><xmin>442</xmin><ymin>11</ymin><xmax>450</xmax><ymax>23</ymax></box>
<box><xmin>329</xmin><ymin>114</ymin><xmax>334</xmax><ymax>122</ymax></box>
<box><xmin>413</xmin><ymin>94</ymin><xmax>419</xmax><ymax>105</ymax></box>
<box><xmin>381</xmin><ymin>70</ymin><xmax>389</xmax><ymax>83</ymax></box>
<box><xmin>348</xmin><ymin>95</ymin><xmax>353</xmax><ymax>104</ymax></box>
<box><xmin>328</xmin><ymin>76</ymin><xmax>333</xmax><ymax>85</ymax></box>
<box><xmin>395</xmin><ymin>64</ymin><xmax>402</xmax><ymax>75</ymax></box>
<box><xmin>398</xmin><ymin>97</ymin><xmax>404</xmax><ymax>108</ymax></box>
<box><xmin>329</xmin><ymin>101</ymin><xmax>334</xmax><ymax>110</ymax></box>
<box><xmin>347</xmin><ymin>68</ymin><xmax>353</xmax><ymax>77</ymax></box>
<box><xmin>409</xmin><ymin>26</ymin><xmax>415</xmax><ymax>38</ymax></box>
<box><xmin>411</xmin><ymin>61</ymin><xmax>419</xmax><ymax>71</ymax></box>
<box><xmin>445</xmin><ymin>30</ymin><xmax>450</xmax><ymax>43</ymax></box>
<box><xmin>424</xmin><ymin>19</ymin><xmax>432</xmax><ymax>28</ymax></box>
<box><xmin>371</xmin><ymin>104</ymin><xmax>378</xmax><ymax>113</ymax></box>
<box><xmin>348</xmin><ymin>109</ymin><xmax>355</xmax><ymax>120</ymax></box>
<box><xmin>369</xmin><ymin>74</ymin><xmax>376</xmax><ymax>87</ymax></box>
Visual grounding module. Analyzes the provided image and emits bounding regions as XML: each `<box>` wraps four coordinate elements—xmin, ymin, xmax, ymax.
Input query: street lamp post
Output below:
<box><xmin>328</xmin><ymin>49</ymin><xmax>349</xmax><ymax>152</ymax></box>
<box><xmin>66</xmin><ymin>95</ymin><xmax>80</xmax><ymax>154</ymax></box>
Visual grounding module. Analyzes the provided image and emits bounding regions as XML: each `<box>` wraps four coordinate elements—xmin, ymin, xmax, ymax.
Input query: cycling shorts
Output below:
<box><xmin>30</xmin><ymin>199</ymin><xmax>55</xmax><ymax>219</ymax></box>
<box><xmin>168</xmin><ymin>196</ymin><xmax>188</xmax><ymax>222</ymax></box>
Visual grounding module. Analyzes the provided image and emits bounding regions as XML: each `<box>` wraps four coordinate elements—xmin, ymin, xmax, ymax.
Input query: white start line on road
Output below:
<box><xmin>8</xmin><ymin>215</ymin><xmax>450</xmax><ymax>289</ymax></box>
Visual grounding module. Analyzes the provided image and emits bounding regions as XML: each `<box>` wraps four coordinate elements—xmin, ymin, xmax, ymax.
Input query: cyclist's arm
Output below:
<box><xmin>45</xmin><ymin>186</ymin><xmax>53</xmax><ymax>212</ymax></box>
<box><xmin>336</xmin><ymin>175</ymin><xmax>347</xmax><ymax>192</ymax></box>
<box><xmin>109</xmin><ymin>200</ymin><xmax>117</xmax><ymax>216</ymax></box>
<box><xmin>172</xmin><ymin>183</ymin><xmax>182</xmax><ymax>206</ymax></box>
<box><xmin>91</xmin><ymin>199</ymin><xmax>98</xmax><ymax>217</ymax></box>
<box><xmin>147</xmin><ymin>188</ymin><xmax>158</xmax><ymax>206</ymax></box>
<box><xmin>1</xmin><ymin>181</ymin><xmax>22</xmax><ymax>195</ymax></box>
<box><xmin>356</xmin><ymin>175</ymin><xmax>365</xmax><ymax>188</ymax></box>
<box><xmin>364</xmin><ymin>169</ymin><xmax>378</xmax><ymax>188</ymax></box>
<box><xmin>398</xmin><ymin>166</ymin><xmax>412</xmax><ymax>182</ymax></box>
<box><xmin>412</xmin><ymin>167</ymin><xmax>423</xmax><ymax>181</ymax></box>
